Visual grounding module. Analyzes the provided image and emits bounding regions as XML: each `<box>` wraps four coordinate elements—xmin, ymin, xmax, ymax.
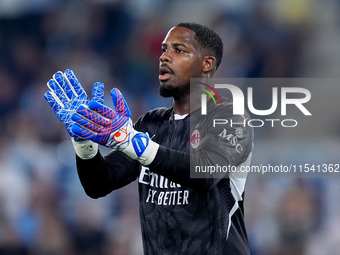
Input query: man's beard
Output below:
<box><xmin>159</xmin><ymin>83</ymin><xmax>181</xmax><ymax>98</ymax></box>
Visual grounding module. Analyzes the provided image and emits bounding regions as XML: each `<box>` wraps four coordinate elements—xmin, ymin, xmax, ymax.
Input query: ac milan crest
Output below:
<box><xmin>190</xmin><ymin>129</ymin><xmax>201</xmax><ymax>149</ymax></box>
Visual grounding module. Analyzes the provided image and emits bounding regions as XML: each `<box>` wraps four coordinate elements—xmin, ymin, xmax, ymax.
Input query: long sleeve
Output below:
<box><xmin>76</xmin><ymin>150</ymin><xmax>140</xmax><ymax>198</ymax></box>
<box><xmin>148</xmin><ymin>115</ymin><xmax>253</xmax><ymax>192</ymax></box>
<box><xmin>134</xmin><ymin>101</ymin><xmax>254</xmax><ymax>192</ymax></box>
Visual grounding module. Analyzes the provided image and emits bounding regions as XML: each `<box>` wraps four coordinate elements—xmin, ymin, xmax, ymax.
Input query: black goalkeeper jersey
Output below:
<box><xmin>76</xmin><ymin>97</ymin><xmax>254</xmax><ymax>255</ymax></box>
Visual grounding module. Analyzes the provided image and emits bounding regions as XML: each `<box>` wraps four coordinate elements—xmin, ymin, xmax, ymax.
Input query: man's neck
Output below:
<box><xmin>173</xmin><ymin>97</ymin><xmax>189</xmax><ymax>115</ymax></box>
<box><xmin>172</xmin><ymin>94</ymin><xmax>200</xmax><ymax>115</ymax></box>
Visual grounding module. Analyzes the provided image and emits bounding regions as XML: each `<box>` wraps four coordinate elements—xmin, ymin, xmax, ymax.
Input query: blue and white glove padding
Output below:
<box><xmin>71</xmin><ymin>88</ymin><xmax>159</xmax><ymax>165</ymax></box>
<box><xmin>44</xmin><ymin>69</ymin><xmax>104</xmax><ymax>159</ymax></box>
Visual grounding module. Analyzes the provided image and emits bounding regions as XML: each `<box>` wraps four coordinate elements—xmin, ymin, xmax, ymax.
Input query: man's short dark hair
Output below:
<box><xmin>176</xmin><ymin>22</ymin><xmax>223</xmax><ymax>70</ymax></box>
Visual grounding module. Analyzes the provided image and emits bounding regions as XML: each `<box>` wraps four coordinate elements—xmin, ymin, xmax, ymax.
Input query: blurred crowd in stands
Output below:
<box><xmin>0</xmin><ymin>0</ymin><xmax>340</xmax><ymax>254</ymax></box>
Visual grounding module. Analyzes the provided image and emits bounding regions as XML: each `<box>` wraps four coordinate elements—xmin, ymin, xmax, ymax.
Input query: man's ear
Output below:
<box><xmin>202</xmin><ymin>56</ymin><xmax>216</xmax><ymax>73</ymax></box>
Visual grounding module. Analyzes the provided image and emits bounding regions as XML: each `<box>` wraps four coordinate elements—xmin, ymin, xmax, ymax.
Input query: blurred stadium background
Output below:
<box><xmin>0</xmin><ymin>0</ymin><xmax>340</xmax><ymax>254</ymax></box>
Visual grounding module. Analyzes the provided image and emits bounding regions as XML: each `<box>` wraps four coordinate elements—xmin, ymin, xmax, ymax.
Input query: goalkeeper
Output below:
<box><xmin>44</xmin><ymin>22</ymin><xmax>254</xmax><ymax>255</ymax></box>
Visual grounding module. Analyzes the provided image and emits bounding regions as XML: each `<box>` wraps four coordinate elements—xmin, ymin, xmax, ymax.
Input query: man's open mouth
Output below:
<box><xmin>159</xmin><ymin>65</ymin><xmax>173</xmax><ymax>81</ymax></box>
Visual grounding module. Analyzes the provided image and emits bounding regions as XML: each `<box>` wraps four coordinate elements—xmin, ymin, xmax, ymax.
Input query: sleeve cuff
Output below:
<box><xmin>138</xmin><ymin>140</ymin><xmax>159</xmax><ymax>166</ymax></box>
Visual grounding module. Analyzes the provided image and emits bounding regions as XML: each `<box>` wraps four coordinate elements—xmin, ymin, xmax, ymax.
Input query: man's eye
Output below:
<box><xmin>176</xmin><ymin>48</ymin><xmax>185</xmax><ymax>53</ymax></box>
<box><xmin>162</xmin><ymin>48</ymin><xmax>167</xmax><ymax>53</ymax></box>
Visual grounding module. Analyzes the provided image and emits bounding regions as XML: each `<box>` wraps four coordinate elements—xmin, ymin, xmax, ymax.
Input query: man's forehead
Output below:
<box><xmin>162</xmin><ymin>26</ymin><xmax>197</xmax><ymax>45</ymax></box>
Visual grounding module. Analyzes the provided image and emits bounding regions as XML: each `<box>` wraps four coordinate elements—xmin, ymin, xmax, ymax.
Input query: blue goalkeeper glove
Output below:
<box><xmin>44</xmin><ymin>69</ymin><xmax>104</xmax><ymax>159</ymax></box>
<box><xmin>44</xmin><ymin>69</ymin><xmax>104</xmax><ymax>140</ymax></box>
<box><xmin>71</xmin><ymin>88</ymin><xmax>159</xmax><ymax>165</ymax></box>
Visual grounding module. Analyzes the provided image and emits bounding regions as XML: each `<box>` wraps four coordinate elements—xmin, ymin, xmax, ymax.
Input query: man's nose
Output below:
<box><xmin>160</xmin><ymin>49</ymin><xmax>172</xmax><ymax>63</ymax></box>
